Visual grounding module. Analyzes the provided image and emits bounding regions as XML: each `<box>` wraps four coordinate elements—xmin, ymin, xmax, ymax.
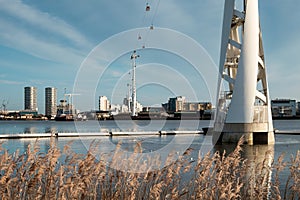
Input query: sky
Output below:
<box><xmin>0</xmin><ymin>0</ymin><xmax>300</xmax><ymax>113</ymax></box>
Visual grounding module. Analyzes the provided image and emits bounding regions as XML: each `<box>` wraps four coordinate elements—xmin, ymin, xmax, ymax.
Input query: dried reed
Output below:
<box><xmin>0</xmin><ymin>137</ymin><xmax>299</xmax><ymax>200</ymax></box>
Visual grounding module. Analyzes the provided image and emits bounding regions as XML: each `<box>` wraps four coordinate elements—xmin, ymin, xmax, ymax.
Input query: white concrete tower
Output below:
<box><xmin>130</xmin><ymin>50</ymin><xmax>139</xmax><ymax>117</ymax></box>
<box><xmin>213</xmin><ymin>0</ymin><xmax>275</xmax><ymax>145</ymax></box>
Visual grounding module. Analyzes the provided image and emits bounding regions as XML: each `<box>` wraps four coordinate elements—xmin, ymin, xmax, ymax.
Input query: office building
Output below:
<box><xmin>45</xmin><ymin>87</ymin><xmax>57</xmax><ymax>117</ymax></box>
<box><xmin>24</xmin><ymin>86</ymin><xmax>37</xmax><ymax>111</ymax></box>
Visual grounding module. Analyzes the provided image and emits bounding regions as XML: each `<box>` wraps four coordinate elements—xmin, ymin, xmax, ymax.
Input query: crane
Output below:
<box><xmin>1</xmin><ymin>100</ymin><xmax>8</xmax><ymax>114</ymax></box>
<box><xmin>63</xmin><ymin>88</ymin><xmax>80</xmax><ymax>114</ymax></box>
<box><xmin>64</xmin><ymin>93</ymin><xmax>80</xmax><ymax>114</ymax></box>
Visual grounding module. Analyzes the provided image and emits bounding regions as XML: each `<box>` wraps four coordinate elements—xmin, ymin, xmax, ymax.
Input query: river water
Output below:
<box><xmin>0</xmin><ymin>120</ymin><xmax>299</xmax><ymax>194</ymax></box>
<box><xmin>0</xmin><ymin>120</ymin><xmax>299</xmax><ymax>156</ymax></box>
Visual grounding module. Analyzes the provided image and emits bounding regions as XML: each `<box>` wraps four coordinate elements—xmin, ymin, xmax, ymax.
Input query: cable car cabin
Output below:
<box><xmin>146</xmin><ymin>4</ymin><xmax>150</xmax><ymax>11</ymax></box>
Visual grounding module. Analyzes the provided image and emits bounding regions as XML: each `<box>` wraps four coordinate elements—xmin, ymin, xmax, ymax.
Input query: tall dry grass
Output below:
<box><xmin>0</xmin><ymin>137</ymin><xmax>299</xmax><ymax>200</ymax></box>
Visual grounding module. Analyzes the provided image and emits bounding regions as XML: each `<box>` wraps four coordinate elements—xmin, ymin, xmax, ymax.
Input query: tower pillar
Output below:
<box><xmin>213</xmin><ymin>0</ymin><xmax>275</xmax><ymax>145</ymax></box>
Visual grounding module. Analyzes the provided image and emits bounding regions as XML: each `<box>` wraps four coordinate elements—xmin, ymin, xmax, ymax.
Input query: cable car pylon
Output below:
<box><xmin>213</xmin><ymin>0</ymin><xmax>275</xmax><ymax>145</ymax></box>
<box><xmin>130</xmin><ymin>50</ymin><xmax>139</xmax><ymax>117</ymax></box>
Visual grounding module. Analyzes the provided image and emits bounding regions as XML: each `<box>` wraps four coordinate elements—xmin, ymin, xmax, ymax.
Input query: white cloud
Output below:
<box><xmin>0</xmin><ymin>18</ymin><xmax>85</xmax><ymax>65</ymax></box>
<box><xmin>0</xmin><ymin>0</ymin><xmax>92</xmax><ymax>49</ymax></box>
<box><xmin>0</xmin><ymin>0</ymin><xmax>94</xmax><ymax>65</ymax></box>
<box><xmin>0</xmin><ymin>79</ymin><xmax>25</xmax><ymax>85</ymax></box>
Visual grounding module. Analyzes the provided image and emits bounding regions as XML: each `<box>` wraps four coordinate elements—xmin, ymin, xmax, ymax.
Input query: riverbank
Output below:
<box><xmin>3</xmin><ymin>116</ymin><xmax>300</xmax><ymax>121</ymax></box>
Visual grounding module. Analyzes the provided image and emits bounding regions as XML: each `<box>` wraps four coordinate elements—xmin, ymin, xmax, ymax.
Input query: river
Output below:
<box><xmin>0</xmin><ymin>119</ymin><xmax>299</xmax><ymax>194</ymax></box>
<box><xmin>0</xmin><ymin>120</ymin><xmax>299</xmax><ymax>155</ymax></box>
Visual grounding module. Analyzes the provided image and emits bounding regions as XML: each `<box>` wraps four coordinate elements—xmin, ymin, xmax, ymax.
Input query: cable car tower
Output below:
<box><xmin>131</xmin><ymin>50</ymin><xmax>139</xmax><ymax>117</ymax></box>
<box><xmin>213</xmin><ymin>0</ymin><xmax>275</xmax><ymax>145</ymax></box>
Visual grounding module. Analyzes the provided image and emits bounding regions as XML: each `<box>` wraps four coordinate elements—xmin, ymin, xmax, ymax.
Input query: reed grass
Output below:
<box><xmin>0</xmin><ymin>137</ymin><xmax>299</xmax><ymax>200</ymax></box>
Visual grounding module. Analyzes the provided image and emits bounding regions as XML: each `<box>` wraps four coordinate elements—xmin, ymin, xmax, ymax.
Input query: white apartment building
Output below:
<box><xmin>99</xmin><ymin>96</ymin><xmax>110</xmax><ymax>111</ymax></box>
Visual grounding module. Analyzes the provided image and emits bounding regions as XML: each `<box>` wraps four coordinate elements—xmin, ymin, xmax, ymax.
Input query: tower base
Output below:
<box><xmin>213</xmin><ymin>123</ymin><xmax>275</xmax><ymax>145</ymax></box>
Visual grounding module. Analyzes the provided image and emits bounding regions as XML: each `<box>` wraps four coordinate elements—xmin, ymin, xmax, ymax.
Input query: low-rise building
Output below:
<box><xmin>110</xmin><ymin>104</ymin><xmax>121</xmax><ymax>115</ymax></box>
<box><xmin>297</xmin><ymin>102</ymin><xmax>300</xmax><ymax>116</ymax></box>
<box><xmin>183</xmin><ymin>102</ymin><xmax>212</xmax><ymax>111</ymax></box>
<box><xmin>19</xmin><ymin>110</ymin><xmax>38</xmax><ymax>118</ymax></box>
<box><xmin>164</xmin><ymin>96</ymin><xmax>212</xmax><ymax>113</ymax></box>
<box><xmin>271</xmin><ymin>99</ymin><xmax>296</xmax><ymax>118</ymax></box>
<box><xmin>167</xmin><ymin>96</ymin><xmax>186</xmax><ymax>113</ymax></box>
<box><xmin>138</xmin><ymin>107</ymin><xmax>168</xmax><ymax>119</ymax></box>
<box><xmin>136</xmin><ymin>101</ymin><xmax>143</xmax><ymax>113</ymax></box>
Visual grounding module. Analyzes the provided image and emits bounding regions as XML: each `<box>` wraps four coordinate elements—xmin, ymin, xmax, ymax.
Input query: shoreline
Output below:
<box><xmin>2</xmin><ymin>117</ymin><xmax>300</xmax><ymax>121</ymax></box>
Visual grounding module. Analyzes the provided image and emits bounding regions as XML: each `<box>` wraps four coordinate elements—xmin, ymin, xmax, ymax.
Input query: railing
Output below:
<box><xmin>253</xmin><ymin>106</ymin><xmax>268</xmax><ymax>123</ymax></box>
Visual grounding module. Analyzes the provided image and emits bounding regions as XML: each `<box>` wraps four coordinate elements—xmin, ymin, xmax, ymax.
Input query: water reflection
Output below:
<box><xmin>244</xmin><ymin>145</ymin><xmax>274</xmax><ymax>199</ymax></box>
<box><xmin>24</xmin><ymin>127</ymin><xmax>36</xmax><ymax>133</ymax></box>
<box><xmin>214</xmin><ymin>144</ymin><xmax>274</xmax><ymax>199</ymax></box>
<box><xmin>21</xmin><ymin>138</ymin><xmax>52</xmax><ymax>154</ymax></box>
<box><xmin>108</xmin><ymin>135</ymin><xmax>176</xmax><ymax>153</ymax></box>
<box><xmin>45</xmin><ymin>126</ymin><xmax>57</xmax><ymax>133</ymax></box>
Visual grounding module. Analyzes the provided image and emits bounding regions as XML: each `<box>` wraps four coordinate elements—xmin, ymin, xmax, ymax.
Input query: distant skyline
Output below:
<box><xmin>1</xmin><ymin>1</ymin><xmax>300</xmax><ymax>113</ymax></box>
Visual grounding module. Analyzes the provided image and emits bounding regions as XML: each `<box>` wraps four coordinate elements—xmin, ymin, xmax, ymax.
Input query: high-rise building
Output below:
<box><xmin>45</xmin><ymin>87</ymin><xmax>57</xmax><ymax>117</ymax></box>
<box><xmin>24</xmin><ymin>86</ymin><xmax>37</xmax><ymax>111</ymax></box>
<box><xmin>99</xmin><ymin>96</ymin><xmax>110</xmax><ymax>111</ymax></box>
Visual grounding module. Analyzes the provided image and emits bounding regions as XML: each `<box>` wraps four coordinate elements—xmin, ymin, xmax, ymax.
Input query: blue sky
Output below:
<box><xmin>0</xmin><ymin>0</ymin><xmax>300</xmax><ymax>113</ymax></box>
